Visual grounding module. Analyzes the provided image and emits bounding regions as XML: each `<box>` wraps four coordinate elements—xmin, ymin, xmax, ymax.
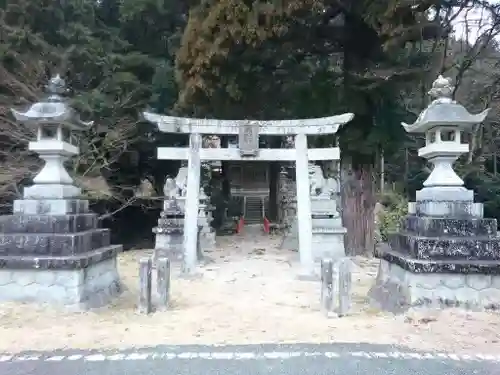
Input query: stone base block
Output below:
<box><xmin>0</xmin><ymin>257</ymin><xmax>121</xmax><ymax>311</ymax></box>
<box><xmin>199</xmin><ymin>231</ymin><xmax>216</xmax><ymax>251</ymax></box>
<box><xmin>412</xmin><ymin>200</ymin><xmax>483</xmax><ymax>218</ymax></box>
<box><xmin>154</xmin><ymin>246</ymin><xmax>184</xmax><ymax>262</ymax></box>
<box><xmin>0</xmin><ymin>229</ymin><xmax>111</xmax><ymax>257</ymax></box>
<box><xmin>401</xmin><ymin>216</ymin><xmax>496</xmax><ymax>237</ymax></box>
<box><xmin>369</xmin><ymin>259</ymin><xmax>500</xmax><ymax>313</ymax></box>
<box><xmin>281</xmin><ymin>231</ymin><xmax>298</xmax><ymax>251</ymax></box>
<box><xmin>312</xmin><ymin>229</ymin><xmax>346</xmax><ymax>261</ymax></box>
<box><xmin>154</xmin><ymin>233</ymin><xmax>184</xmax><ymax>262</ymax></box>
<box><xmin>388</xmin><ymin>232</ymin><xmax>500</xmax><ymax>261</ymax></box>
<box><xmin>23</xmin><ymin>184</ymin><xmax>82</xmax><ymax>200</ymax></box>
<box><xmin>311</xmin><ymin>197</ymin><xmax>338</xmax><ymax>214</ymax></box>
<box><xmin>0</xmin><ymin>213</ymin><xmax>98</xmax><ymax>234</ymax></box>
<box><xmin>415</xmin><ymin>186</ymin><xmax>474</xmax><ymax>202</ymax></box>
<box><xmin>312</xmin><ymin>216</ymin><xmax>342</xmax><ymax>229</ymax></box>
<box><xmin>14</xmin><ymin>199</ymin><xmax>89</xmax><ymax>215</ymax></box>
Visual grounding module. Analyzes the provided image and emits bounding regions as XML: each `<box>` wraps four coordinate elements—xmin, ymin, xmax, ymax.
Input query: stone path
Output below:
<box><xmin>1</xmin><ymin>344</ymin><xmax>498</xmax><ymax>375</ymax></box>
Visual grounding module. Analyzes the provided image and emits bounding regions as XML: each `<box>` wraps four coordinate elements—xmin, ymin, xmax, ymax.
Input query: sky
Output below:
<box><xmin>451</xmin><ymin>2</ymin><xmax>499</xmax><ymax>43</ymax></box>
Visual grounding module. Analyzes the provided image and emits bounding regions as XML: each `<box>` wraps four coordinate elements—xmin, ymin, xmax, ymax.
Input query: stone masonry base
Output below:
<box><xmin>369</xmin><ymin>259</ymin><xmax>500</xmax><ymax>313</ymax></box>
<box><xmin>0</xmin><ymin>257</ymin><xmax>121</xmax><ymax>311</ymax></box>
<box><xmin>312</xmin><ymin>231</ymin><xmax>345</xmax><ymax>261</ymax></box>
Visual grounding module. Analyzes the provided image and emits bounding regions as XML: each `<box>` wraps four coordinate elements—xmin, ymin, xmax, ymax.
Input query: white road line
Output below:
<box><xmin>106</xmin><ymin>354</ymin><xmax>126</xmax><ymax>361</ymax></box>
<box><xmin>234</xmin><ymin>352</ymin><xmax>257</xmax><ymax>359</ymax></box>
<box><xmin>84</xmin><ymin>354</ymin><xmax>107</xmax><ymax>361</ymax></box>
<box><xmin>177</xmin><ymin>352</ymin><xmax>199</xmax><ymax>359</ymax></box>
<box><xmin>66</xmin><ymin>354</ymin><xmax>83</xmax><ymax>361</ymax></box>
<box><xmin>421</xmin><ymin>353</ymin><xmax>436</xmax><ymax>359</ymax></box>
<box><xmin>303</xmin><ymin>351</ymin><xmax>322</xmax><ymax>357</ymax></box>
<box><xmin>0</xmin><ymin>350</ymin><xmax>499</xmax><ymax>363</ymax></box>
<box><xmin>15</xmin><ymin>356</ymin><xmax>40</xmax><ymax>361</ymax></box>
<box><xmin>324</xmin><ymin>352</ymin><xmax>340</xmax><ymax>358</ymax></box>
<box><xmin>46</xmin><ymin>356</ymin><xmax>66</xmax><ymax>361</ymax></box>
<box><xmin>125</xmin><ymin>353</ymin><xmax>150</xmax><ymax>360</ymax></box>
<box><xmin>197</xmin><ymin>352</ymin><xmax>212</xmax><ymax>359</ymax></box>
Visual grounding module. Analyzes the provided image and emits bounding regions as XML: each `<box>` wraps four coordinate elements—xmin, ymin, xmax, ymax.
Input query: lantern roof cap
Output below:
<box><xmin>402</xmin><ymin>75</ymin><xmax>489</xmax><ymax>133</ymax></box>
<box><xmin>10</xmin><ymin>74</ymin><xmax>93</xmax><ymax>131</ymax></box>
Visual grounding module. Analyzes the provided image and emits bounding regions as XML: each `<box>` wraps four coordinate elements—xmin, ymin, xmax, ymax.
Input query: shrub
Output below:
<box><xmin>377</xmin><ymin>192</ymin><xmax>408</xmax><ymax>242</ymax></box>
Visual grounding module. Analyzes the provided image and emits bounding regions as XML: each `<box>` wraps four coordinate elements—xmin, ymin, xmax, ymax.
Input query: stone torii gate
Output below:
<box><xmin>143</xmin><ymin>112</ymin><xmax>354</xmax><ymax>278</ymax></box>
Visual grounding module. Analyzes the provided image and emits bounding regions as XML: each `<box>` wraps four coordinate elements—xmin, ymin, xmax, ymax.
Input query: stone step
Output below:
<box><xmin>0</xmin><ymin>228</ymin><xmax>111</xmax><ymax>257</ymax></box>
<box><xmin>401</xmin><ymin>216</ymin><xmax>497</xmax><ymax>237</ymax></box>
<box><xmin>389</xmin><ymin>232</ymin><xmax>500</xmax><ymax>261</ymax></box>
<box><xmin>376</xmin><ymin>246</ymin><xmax>500</xmax><ymax>275</ymax></box>
<box><xmin>0</xmin><ymin>213</ymin><xmax>98</xmax><ymax>234</ymax></box>
<box><xmin>0</xmin><ymin>244</ymin><xmax>122</xmax><ymax>270</ymax></box>
<box><xmin>244</xmin><ymin>196</ymin><xmax>265</xmax><ymax>224</ymax></box>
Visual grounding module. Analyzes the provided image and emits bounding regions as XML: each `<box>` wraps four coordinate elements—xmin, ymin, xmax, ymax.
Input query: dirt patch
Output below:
<box><xmin>0</xmin><ymin>228</ymin><xmax>499</xmax><ymax>353</ymax></box>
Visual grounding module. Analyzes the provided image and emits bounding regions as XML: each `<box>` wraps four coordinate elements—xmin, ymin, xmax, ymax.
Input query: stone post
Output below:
<box><xmin>321</xmin><ymin>257</ymin><xmax>352</xmax><ymax>317</ymax></box>
<box><xmin>156</xmin><ymin>257</ymin><xmax>171</xmax><ymax>311</ymax></box>
<box><xmin>138</xmin><ymin>257</ymin><xmax>153</xmax><ymax>314</ymax></box>
<box><xmin>337</xmin><ymin>258</ymin><xmax>352</xmax><ymax>317</ymax></box>
<box><xmin>320</xmin><ymin>258</ymin><xmax>335</xmax><ymax>314</ymax></box>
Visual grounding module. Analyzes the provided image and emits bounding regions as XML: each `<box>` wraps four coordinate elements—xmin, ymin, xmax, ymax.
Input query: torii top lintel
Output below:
<box><xmin>143</xmin><ymin>112</ymin><xmax>354</xmax><ymax>135</ymax></box>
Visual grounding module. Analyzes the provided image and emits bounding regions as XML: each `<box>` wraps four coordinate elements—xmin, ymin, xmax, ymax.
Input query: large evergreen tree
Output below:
<box><xmin>174</xmin><ymin>0</ymin><xmax>444</xmax><ymax>254</ymax></box>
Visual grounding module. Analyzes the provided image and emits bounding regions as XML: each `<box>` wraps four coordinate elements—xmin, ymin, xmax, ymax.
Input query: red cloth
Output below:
<box><xmin>263</xmin><ymin>216</ymin><xmax>270</xmax><ymax>233</ymax></box>
<box><xmin>236</xmin><ymin>217</ymin><xmax>244</xmax><ymax>233</ymax></box>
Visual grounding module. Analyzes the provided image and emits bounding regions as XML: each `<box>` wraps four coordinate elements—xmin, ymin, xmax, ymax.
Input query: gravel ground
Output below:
<box><xmin>0</xmin><ymin>227</ymin><xmax>498</xmax><ymax>353</ymax></box>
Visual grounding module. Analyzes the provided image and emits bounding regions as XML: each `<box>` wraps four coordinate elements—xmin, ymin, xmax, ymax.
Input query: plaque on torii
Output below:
<box><xmin>238</xmin><ymin>121</ymin><xmax>259</xmax><ymax>156</ymax></box>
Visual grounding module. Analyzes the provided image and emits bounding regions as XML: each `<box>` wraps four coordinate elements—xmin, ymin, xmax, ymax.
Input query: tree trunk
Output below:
<box><xmin>340</xmin><ymin>157</ymin><xmax>376</xmax><ymax>256</ymax></box>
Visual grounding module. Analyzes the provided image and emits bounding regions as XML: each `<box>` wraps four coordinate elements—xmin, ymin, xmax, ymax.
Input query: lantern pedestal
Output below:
<box><xmin>415</xmin><ymin>142</ymin><xmax>474</xmax><ymax>202</ymax></box>
<box><xmin>23</xmin><ymin>140</ymin><xmax>82</xmax><ymax>199</ymax></box>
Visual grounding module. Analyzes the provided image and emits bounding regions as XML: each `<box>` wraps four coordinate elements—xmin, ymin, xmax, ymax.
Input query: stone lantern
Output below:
<box><xmin>11</xmin><ymin>74</ymin><xmax>92</xmax><ymax>199</ymax></box>
<box><xmin>0</xmin><ymin>74</ymin><xmax>123</xmax><ymax>310</ymax></box>
<box><xmin>402</xmin><ymin>75</ymin><xmax>489</xmax><ymax>203</ymax></box>
<box><xmin>370</xmin><ymin>75</ymin><xmax>500</xmax><ymax>312</ymax></box>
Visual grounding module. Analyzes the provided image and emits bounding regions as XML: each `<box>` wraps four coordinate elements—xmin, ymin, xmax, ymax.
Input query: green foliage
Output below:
<box><xmin>2</xmin><ymin>0</ymin><xmax>500</xmax><ymax>232</ymax></box>
<box><xmin>0</xmin><ymin>0</ymin><xmax>189</xmax><ymax>196</ymax></box>
<box><xmin>377</xmin><ymin>192</ymin><xmax>408</xmax><ymax>242</ymax></box>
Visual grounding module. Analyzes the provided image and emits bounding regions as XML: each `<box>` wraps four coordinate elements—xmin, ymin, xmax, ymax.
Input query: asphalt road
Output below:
<box><xmin>1</xmin><ymin>343</ymin><xmax>498</xmax><ymax>375</ymax></box>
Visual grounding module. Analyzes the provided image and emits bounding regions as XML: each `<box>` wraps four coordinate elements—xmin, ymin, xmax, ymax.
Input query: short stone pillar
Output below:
<box><xmin>370</xmin><ymin>75</ymin><xmax>499</xmax><ymax>311</ymax></box>
<box><xmin>2</xmin><ymin>74</ymin><xmax>122</xmax><ymax>310</ymax></box>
